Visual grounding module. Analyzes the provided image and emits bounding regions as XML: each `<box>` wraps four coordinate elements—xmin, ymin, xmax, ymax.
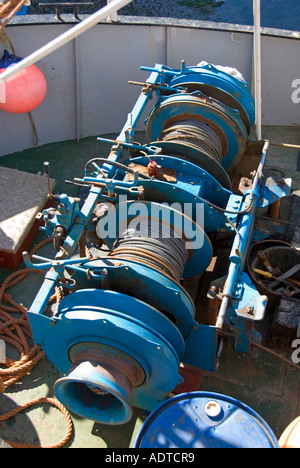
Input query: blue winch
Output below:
<box><xmin>24</xmin><ymin>62</ymin><xmax>291</xmax><ymax>425</ymax></box>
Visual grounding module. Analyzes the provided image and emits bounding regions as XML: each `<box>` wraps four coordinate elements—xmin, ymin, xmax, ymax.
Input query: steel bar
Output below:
<box><xmin>0</xmin><ymin>0</ymin><xmax>133</xmax><ymax>84</ymax></box>
<box><xmin>215</xmin><ymin>141</ymin><xmax>269</xmax><ymax>330</ymax></box>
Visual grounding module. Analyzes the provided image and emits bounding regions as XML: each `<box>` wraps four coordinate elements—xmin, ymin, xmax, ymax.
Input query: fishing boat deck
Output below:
<box><xmin>0</xmin><ymin>124</ymin><xmax>300</xmax><ymax>448</ymax></box>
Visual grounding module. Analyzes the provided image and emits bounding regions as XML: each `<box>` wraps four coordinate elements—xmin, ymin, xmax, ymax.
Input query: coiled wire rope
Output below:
<box><xmin>160</xmin><ymin>119</ymin><xmax>254</xmax><ymax>221</ymax></box>
<box><xmin>109</xmin><ymin>219</ymin><xmax>189</xmax><ymax>282</ymax></box>
<box><xmin>160</xmin><ymin>120</ymin><xmax>223</xmax><ymax>164</ymax></box>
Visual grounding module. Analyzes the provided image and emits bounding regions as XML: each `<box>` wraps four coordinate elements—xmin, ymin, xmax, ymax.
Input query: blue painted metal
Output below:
<box><xmin>58</xmin><ymin>65</ymin><xmax>163</xmax><ymax>257</ymax></box>
<box><xmin>24</xmin><ymin>63</ymin><xmax>293</xmax><ymax>425</ymax></box>
<box><xmin>211</xmin><ymin>142</ymin><xmax>273</xmax><ymax>351</ymax></box>
<box><xmin>64</xmin><ymin>258</ymin><xmax>197</xmax><ymax>339</ymax></box>
<box><xmin>141</xmin><ymin>62</ymin><xmax>255</xmax><ymax>134</ymax></box>
<box><xmin>127</xmin><ymin>154</ymin><xmax>232</xmax><ymax>232</ymax></box>
<box><xmin>96</xmin><ymin>136</ymin><xmax>163</xmax><ymax>157</ymax></box>
<box><xmin>168</xmin><ymin>63</ymin><xmax>255</xmax><ymax>130</ymax></box>
<box><xmin>257</xmin><ymin>176</ymin><xmax>292</xmax><ymax>208</ymax></box>
<box><xmin>41</xmin><ymin>194</ymin><xmax>80</xmax><ymax>239</ymax></box>
<box><xmin>15</xmin><ymin>5</ymin><xmax>28</xmax><ymax>15</ymax></box>
<box><xmin>25</xmin><ymin>249</ymin><xmax>218</xmax><ymax>373</ymax></box>
<box><xmin>252</xmin><ymin>217</ymin><xmax>286</xmax><ymax>243</ymax></box>
<box><xmin>134</xmin><ymin>392</ymin><xmax>279</xmax><ymax>448</ymax></box>
<box><xmin>146</xmin><ymin>93</ymin><xmax>248</xmax><ymax>172</ymax></box>
<box><xmin>29</xmin><ymin>289</ymin><xmax>186</xmax><ymax>421</ymax></box>
<box><xmin>55</xmin><ymin>360</ymin><xmax>135</xmax><ymax>424</ymax></box>
<box><xmin>146</xmin><ymin>140</ymin><xmax>232</xmax><ymax>190</ymax></box>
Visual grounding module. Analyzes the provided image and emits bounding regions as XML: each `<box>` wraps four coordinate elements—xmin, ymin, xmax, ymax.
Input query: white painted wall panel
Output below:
<box><xmin>77</xmin><ymin>25</ymin><xmax>166</xmax><ymax>138</ymax></box>
<box><xmin>165</xmin><ymin>27</ymin><xmax>253</xmax><ymax>85</ymax></box>
<box><xmin>0</xmin><ymin>20</ymin><xmax>299</xmax><ymax>157</ymax></box>
<box><xmin>261</xmin><ymin>35</ymin><xmax>300</xmax><ymax>126</ymax></box>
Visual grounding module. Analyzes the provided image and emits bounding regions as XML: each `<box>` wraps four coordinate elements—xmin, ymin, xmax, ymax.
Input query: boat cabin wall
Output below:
<box><xmin>0</xmin><ymin>17</ymin><xmax>300</xmax><ymax>157</ymax></box>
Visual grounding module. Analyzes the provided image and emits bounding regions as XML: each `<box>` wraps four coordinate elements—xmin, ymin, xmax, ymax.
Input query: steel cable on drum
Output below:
<box><xmin>160</xmin><ymin>120</ymin><xmax>223</xmax><ymax>164</ymax></box>
<box><xmin>109</xmin><ymin>219</ymin><xmax>189</xmax><ymax>282</ymax></box>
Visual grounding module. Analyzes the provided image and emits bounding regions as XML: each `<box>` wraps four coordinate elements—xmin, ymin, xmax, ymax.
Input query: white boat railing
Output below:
<box><xmin>253</xmin><ymin>0</ymin><xmax>262</xmax><ymax>140</ymax></box>
<box><xmin>0</xmin><ymin>0</ymin><xmax>263</xmax><ymax>142</ymax></box>
<box><xmin>0</xmin><ymin>0</ymin><xmax>133</xmax><ymax>84</ymax></box>
<box><xmin>107</xmin><ymin>0</ymin><xmax>118</xmax><ymax>22</ymax></box>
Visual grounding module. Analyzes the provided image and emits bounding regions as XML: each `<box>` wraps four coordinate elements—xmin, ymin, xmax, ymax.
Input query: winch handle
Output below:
<box><xmin>22</xmin><ymin>251</ymin><xmax>91</xmax><ymax>271</ymax></box>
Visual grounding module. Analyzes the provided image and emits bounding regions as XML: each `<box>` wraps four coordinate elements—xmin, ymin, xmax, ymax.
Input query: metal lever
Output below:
<box><xmin>43</xmin><ymin>161</ymin><xmax>53</xmax><ymax>199</ymax></box>
<box><xmin>215</xmin><ymin>140</ymin><xmax>270</xmax><ymax>331</ymax></box>
<box><xmin>128</xmin><ymin>81</ymin><xmax>187</xmax><ymax>94</ymax></box>
<box><xmin>97</xmin><ymin>137</ymin><xmax>162</xmax><ymax>155</ymax></box>
<box><xmin>22</xmin><ymin>251</ymin><xmax>91</xmax><ymax>271</ymax></box>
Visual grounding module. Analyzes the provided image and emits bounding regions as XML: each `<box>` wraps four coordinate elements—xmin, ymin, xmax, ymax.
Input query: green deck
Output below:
<box><xmin>0</xmin><ymin>126</ymin><xmax>300</xmax><ymax>448</ymax></box>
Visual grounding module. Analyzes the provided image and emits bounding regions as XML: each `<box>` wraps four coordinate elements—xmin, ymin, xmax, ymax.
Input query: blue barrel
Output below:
<box><xmin>134</xmin><ymin>392</ymin><xmax>279</xmax><ymax>448</ymax></box>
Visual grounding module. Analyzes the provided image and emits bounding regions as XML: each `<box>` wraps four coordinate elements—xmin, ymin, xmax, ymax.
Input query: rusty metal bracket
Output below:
<box><xmin>208</xmin><ymin>271</ymin><xmax>267</xmax><ymax>353</ymax></box>
<box><xmin>257</xmin><ymin>176</ymin><xmax>292</xmax><ymax>209</ymax></box>
<box><xmin>39</xmin><ymin>2</ymin><xmax>94</xmax><ymax>21</ymax></box>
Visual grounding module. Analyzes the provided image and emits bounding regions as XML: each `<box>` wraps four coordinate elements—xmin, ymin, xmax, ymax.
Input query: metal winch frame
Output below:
<box><xmin>24</xmin><ymin>62</ymin><xmax>292</xmax><ymax>425</ymax></box>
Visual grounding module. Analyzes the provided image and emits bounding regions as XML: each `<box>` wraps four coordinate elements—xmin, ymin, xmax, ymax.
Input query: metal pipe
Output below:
<box><xmin>253</xmin><ymin>0</ymin><xmax>262</xmax><ymax>140</ymax></box>
<box><xmin>251</xmin><ymin>140</ymin><xmax>269</xmax><ymax>194</ymax></box>
<box><xmin>270</xmin><ymin>142</ymin><xmax>300</xmax><ymax>150</ymax></box>
<box><xmin>0</xmin><ymin>0</ymin><xmax>133</xmax><ymax>84</ymax></box>
<box><xmin>229</xmin><ymin>140</ymin><xmax>269</xmax><ymax>266</ymax></box>
<box><xmin>107</xmin><ymin>0</ymin><xmax>118</xmax><ymax>22</ymax></box>
<box><xmin>215</xmin><ymin>140</ymin><xmax>269</xmax><ymax>330</ymax></box>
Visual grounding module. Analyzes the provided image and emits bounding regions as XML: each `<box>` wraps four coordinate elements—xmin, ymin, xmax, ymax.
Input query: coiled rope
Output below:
<box><xmin>0</xmin><ymin>239</ymin><xmax>73</xmax><ymax>448</ymax></box>
<box><xmin>0</xmin><ymin>0</ymin><xmax>28</xmax><ymax>30</ymax></box>
<box><xmin>109</xmin><ymin>219</ymin><xmax>189</xmax><ymax>282</ymax></box>
<box><xmin>0</xmin><ymin>240</ymin><xmax>59</xmax><ymax>391</ymax></box>
<box><xmin>0</xmin><ymin>398</ymin><xmax>73</xmax><ymax>448</ymax></box>
<box><xmin>160</xmin><ymin>120</ymin><xmax>223</xmax><ymax>164</ymax></box>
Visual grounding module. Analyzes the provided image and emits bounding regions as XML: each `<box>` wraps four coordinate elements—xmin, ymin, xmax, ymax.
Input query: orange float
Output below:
<box><xmin>0</xmin><ymin>50</ymin><xmax>47</xmax><ymax>113</ymax></box>
<box><xmin>279</xmin><ymin>417</ymin><xmax>300</xmax><ymax>448</ymax></box>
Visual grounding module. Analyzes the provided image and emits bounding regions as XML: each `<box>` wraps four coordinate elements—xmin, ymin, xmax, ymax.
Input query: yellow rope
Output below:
<box><xmin>0</xmin><ymin>24</ymin><xmax>15</xmax><ymax>53</ymax></box>
<box><xmin>0</xmin><ymin>0</ymin><xmax>29</xmax><ymax>31</ymax></box>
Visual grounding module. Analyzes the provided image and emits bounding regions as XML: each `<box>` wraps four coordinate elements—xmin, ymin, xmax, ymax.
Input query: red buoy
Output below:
<box><xmin>0</xmin><ymin>50</ymin><xmax>47</xmax><ymax>114</ymax></box>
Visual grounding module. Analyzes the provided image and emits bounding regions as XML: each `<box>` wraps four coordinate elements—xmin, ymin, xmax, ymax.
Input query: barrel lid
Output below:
<box><xmin>134</xmin><ymin>392</ymin><xmax>279</xmax><ymax>448</ymax></box>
